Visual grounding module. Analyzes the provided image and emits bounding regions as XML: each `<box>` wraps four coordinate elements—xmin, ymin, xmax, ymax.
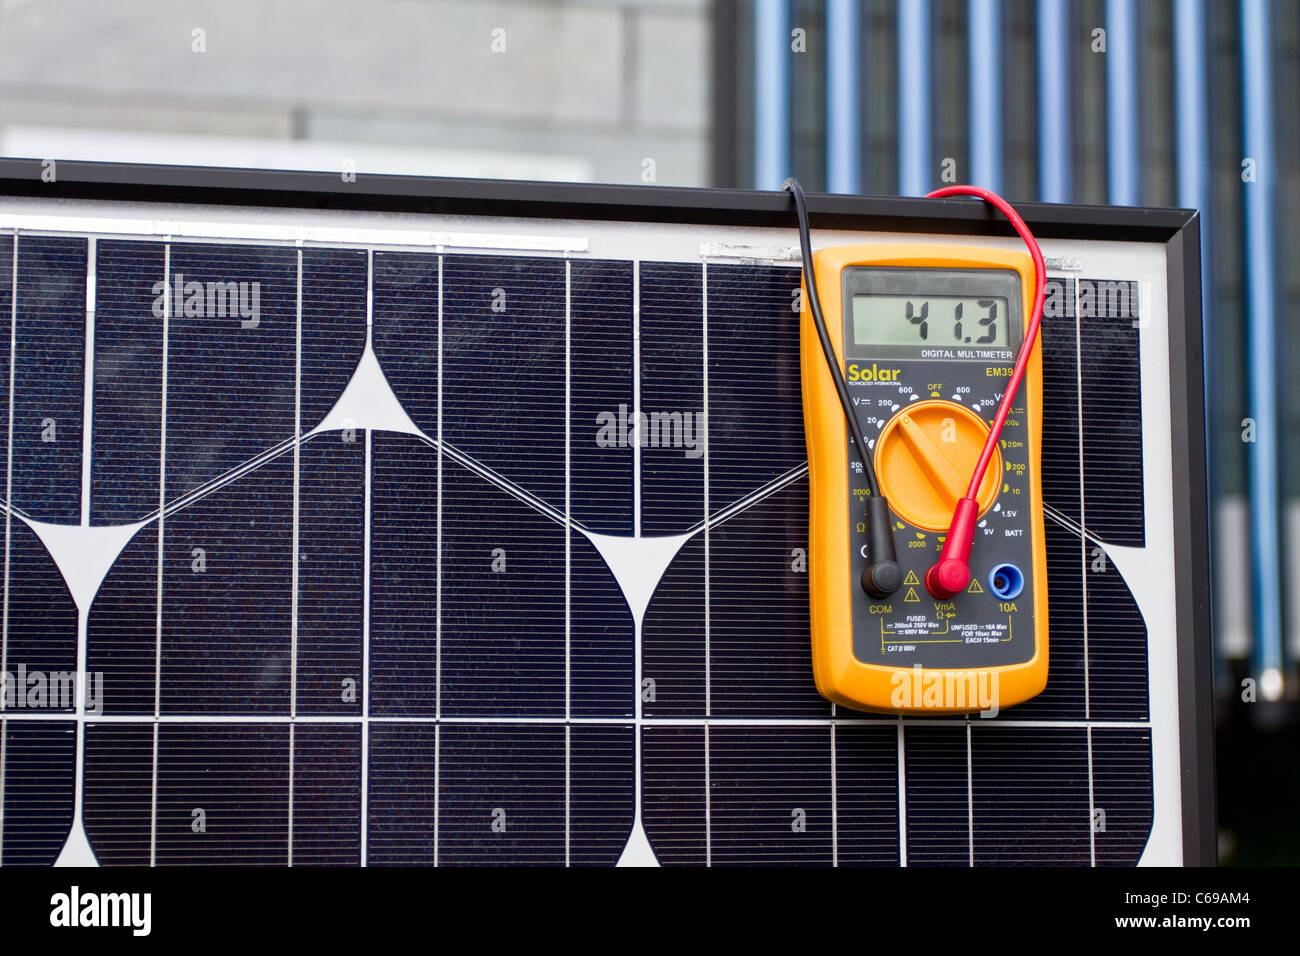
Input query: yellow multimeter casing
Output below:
<box><xmin>800</xmin><ymin>244</ymin><xmax>1048</xmax><ymax>715</ymax></box>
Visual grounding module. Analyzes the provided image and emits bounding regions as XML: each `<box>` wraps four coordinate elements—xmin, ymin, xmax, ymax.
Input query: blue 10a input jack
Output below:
<box><xmin>988</xmin><ymin>563</ymin><xmax>1025</xmax><ymax>601</ymax></box>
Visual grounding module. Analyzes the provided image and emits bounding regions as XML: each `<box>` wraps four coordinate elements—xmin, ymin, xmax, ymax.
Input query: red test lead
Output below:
<box><xmin>921</xmin><ymin>185</ymin><xmax>1047</xmax><ymax>599</ymax></box>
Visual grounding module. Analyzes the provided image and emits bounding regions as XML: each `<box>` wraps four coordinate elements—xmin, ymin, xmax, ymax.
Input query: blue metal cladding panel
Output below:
<box><xmin>968</xmin><ymin>0</ymin><xmax>1003</xmax><ymax>194</ymax></box>
<box><xmin>442</xmin><ymin>255</ymin><xmax>566</xmax><ymax>511</ymax></box>
<box><xmin>1079</xmin><ymin>281</ymin><xmax>1145</xmax><ymax>546</ymax></box>
<box><xmin>833</xmin><ymin>724</ymin><xmax>900</xmax><ymax>866</ymax></box>
<box><xmin>753</xmin><ymin>0</ymin><xmax>791</xmax><ymax>190</ymax></box>
<box><xmin>160</xmin><ymin>453</ymin><xmax>293</xmax><ymax>715</ymax></box>
<box><xmin>371</xmin><ymin>250</ymin><xmax>437</xmax><ymax>434</ymax></box>
<box><xmin>300</xmin><ymin>248</ymin><xmax>367</xmax><ymax>432</ymax></box>
<box><xmin>13</xmin><ymin>235</ymin><xmax>85</xmax><ymax>524</ymax></box>
<box><xmin>296</xmin><ymin>435</ymin><xmax>365</xmax><ymax>716</ymax></box>
<box><xmin>569</xmin><ymin>530</ymin><xmax>634</xmax><ymax>718</ymax></box>
<box><xmin>440</xmin><ymin>457</ymin><xmax>565</xmax><ymax>717</ymax></box>
<box><xmin>0</xmin><ymin>720</ymin><xmax>76</xmax><ymax>865</ymax></box>
<box><xmin>1039</xmin><ymin>279</ymin><xmax>1081</xmax><ymax>527</ymax></box>
<box><xmin>92</xmin><ymin>241</ymin><xmax>163</xmax><ymax>525</ymax></box>
<box><xmin>706</xmin><ymin>263</ymin><xmax>804</xmax><ymax>510</ymax></box>
<box><xmin>86</xmin><ymin>524</ymin><xmax>157</xmax><ymax>715</ymax></box>
<box><xmin>368</xmin><ymin>433</ymin><xmax>437</xmax><ymax>717</ymax></box>
<box><xmin>153</xmin><ymin>724</ymin><xmax>289</xmax><ymax>865</ymax></box>
<box><xmin>436</xmin><ymin>724</ymin><xmax>566</xmax><ymax>866</ymax></box>
<box><xmin>164</xmin><ymin>243</ymin><xmax>297</xmax><ymax>501</ymax></box>
<box><xmin>641</xmin><ymin>726</ymin><xmax>706</xmax><ymax>865</ymax></box>
<box><xmin>642</xmin><ymin>535</ymin><xmax>705</xmax><ymax>717</ymax></box>
<box><xmin>903</xmin><ymin>725</ymin><xmax>969</xmax><ymax>866</ymax></box>
<box><xmin>366</xmin><ymin>722</ymin><xmax>437</xmax><ymax>865</ymax></box>
<box><xmin>5</xmin><ymin>519</ymin><xmax>78</xmax><ymax>696</ymax></box>
<box><xmin>709</xmin><ymin>726</ymin><xmax>833</xmax><ymax>866</ymax></box>
<box><xmin>291</xmin><ymin>723</ymin><xmax>361</xmax><ymax>866</ymax></box>
<box><xmin>826</xmin><ymin>0</ymin><xmax>861</xmax><ymax>194</ymax></box>
<box><xmin>971</xmin><ymin>726</ymin><xmax>1090</xmax><ymax>865</ymax></box>
<box><xmin>570</xmin><ymin>259</ymin><xmax>634</xmax><ymax>535</ymax></box>
<box><xmin>709</xmin><ymin>478</ymin><xmax>828</xmax><ymax>718</ymax></box>
<box><xmin>1037</xmin><ymin>0</ymin><xmax>1073</xmax><ymax>203</ymax></box>
<box><xmin>1091</xmin><ymin>727</ymin><xmax>1153</xmax><ymax>866</ymax></box>
<box><xmin>1087</xmin><ymin>545</ymin><xmax>1149</xmax><ymax>721</ymax></box>
<box><xmin>897</xmin><ymin>0</ymin><xmax>933</xmax><ymax>197</ymax></box>
<box><xmin>1105</xmin><ymin>0</ymin><xmax>1140</xmax><ymax>207</ymax></box>
<box><xmin>82</xmin><ymin>722</ymin><xmax>153</xmax><ymax>865</ymax></box>
<box><xmin>569</xmin><ymin>724</ymin><xmax>635</xmax><ymax>865</ymax></box>
<box><xmin>640</xmin><ymin>262</ymin><xmax>704</xmax><ymax>534</ymax></box>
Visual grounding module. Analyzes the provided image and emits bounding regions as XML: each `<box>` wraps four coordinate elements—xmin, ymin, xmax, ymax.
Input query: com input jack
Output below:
<box><xmin>988</xmin><ymin>563</ymin><xmax>1025</xmax><ymax>601</ymax></box>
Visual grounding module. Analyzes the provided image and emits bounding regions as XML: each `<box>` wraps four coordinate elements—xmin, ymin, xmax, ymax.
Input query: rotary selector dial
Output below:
<box><xmin>872</xmin><ymin>399</ymin><xmax>1001</xmax><ymax>531</ymax></box>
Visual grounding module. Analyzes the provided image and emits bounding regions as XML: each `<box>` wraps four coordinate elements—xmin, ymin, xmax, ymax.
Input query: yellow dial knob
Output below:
<box><xmin>873</xmin><ymin>399</ymin><xmax>1002</xmax><ymax>532</ymax></box>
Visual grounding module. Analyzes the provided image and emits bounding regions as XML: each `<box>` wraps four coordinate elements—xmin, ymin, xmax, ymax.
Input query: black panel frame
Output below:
<box><xmin>0</xmin><ymin>159</ymin><xmax>1214</xmax><ymax>866</ymax></box>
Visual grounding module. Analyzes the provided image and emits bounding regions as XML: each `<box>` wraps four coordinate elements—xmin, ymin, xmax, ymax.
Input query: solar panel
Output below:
<box><xmin>0</xmin><ymin>165</ymin><xmax>1212</xmax><ymax>867</ymax></box>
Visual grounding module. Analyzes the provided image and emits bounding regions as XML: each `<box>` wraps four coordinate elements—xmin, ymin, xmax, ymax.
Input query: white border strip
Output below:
<box><xmin>0</xmin><ymin>214</ymin><xmax>587</xmax><ymax>254</ymax></box>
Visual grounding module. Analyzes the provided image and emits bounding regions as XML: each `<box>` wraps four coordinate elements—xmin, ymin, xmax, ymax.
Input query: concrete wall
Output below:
<box><xmin>0</xmin><ymin>0</ymin><xmax>711</xmax><ymax>186</ymax></box>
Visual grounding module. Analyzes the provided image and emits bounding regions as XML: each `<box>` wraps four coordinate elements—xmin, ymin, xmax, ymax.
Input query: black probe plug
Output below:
<box><xmin>861</xmin><ymin>494</ymin><xmax>903</xmax><ymax>599</ymax></box>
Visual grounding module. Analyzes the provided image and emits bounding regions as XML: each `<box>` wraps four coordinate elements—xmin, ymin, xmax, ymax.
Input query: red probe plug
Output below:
<box><xmin>925</xmin><ymin>496</ymin><xmax>980</xmax><ymax>599</ymax></box>
<box><xmin>921</xmin><ymin>184</ymin><xmax>1047</xmax><ymax>600</ymax></box>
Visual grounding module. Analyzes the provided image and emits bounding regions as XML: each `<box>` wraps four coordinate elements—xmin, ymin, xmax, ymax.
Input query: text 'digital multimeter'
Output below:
<box><xmin>801</xmin><ymin>244</ymin><xmax>1048</xmax><ymax>714</ymax></box>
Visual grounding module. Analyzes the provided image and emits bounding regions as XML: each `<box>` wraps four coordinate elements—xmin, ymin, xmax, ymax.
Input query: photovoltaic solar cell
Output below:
<box><xmin>295</xmin><ymin>436</ymin><xmax>365</xmax><ymax>717</ymax></box>
<box><xmin>705</xmin><ymin>263</ymin><xmax>804</xmax><ymax>508</ymax></box>
<box><xmin>1079</xmin><ymin>280</ymin><xmax>1145</xmax><ymax>547</ymax></box>
<box><xmin>439</xmin><ymin>457</ymin><xmax>566</xmax><ymax>717</ymax></box>
<box><xmin>159</xmin><ymin>453</ymin><xmax>292</xmax><ymax>715</ymax></box>
<box><xmin>372</xmin><ymin>250</ymin><xmax>439</xmax><ymax>435</ymax></box>
<box><xmin>368</xmin><ymin>433</ymin><xmax>438</xmax><ymax>717</ymax></box>
<box><xmin>569</xmin><ymin>259</ymin><xmax>634</xmax><ymax>536</ymax></box>
<box><xmin>91</xmin><ymin>241</ymin><xmax>164</xmax><ymax>525</ymax></box>
<box><xmin>970</xmin><ymin>726</ymin><xmax>1091</xmax><ymax>865</ymax></box>
<box><xmin>82</xmin><ymin>722</ymin><xmax>151</xmax><ymax>865</ymax></box>
<box><xmin>708</xmin><ymin>478</ymin><xmax>825</xmax><ymax>718</ymax></box>
<box><xmin>569</xmin><ymin>531</ymin><xmax>634</xmax><ymax>718</ymax></box>
<box><xmin>1091</xmin><ymin>728</ymin><xmax>1155</xmax><ymax>866</ymax></box>
<box><xmin>442</xmin><ymin>254</ymin><xmax>566</xmax><ymax>512</ymax></box>
<box><xmin>86</xmin><ymin>526</ymin><xmax>158</xmax><ymax>715</ymax></box>
<box><xmin>642</xmin><ymin>537</ymin><xmax>706</xmax><ymax>718</ymax></box>
<box><xmin>707</xmin><ymin>726</ymin><xmax>834</xmax><ymax>865</ymax></box>
<box><xmin>152</xmin><ymin>724</ymin><xmax>288</xmax><ymax>865</ymax></box>
<box><xmin>291</xmin><ymin>723</ymin><xmax>362</xmax><ymax>866</ymax></box>
<box><xmin>1</xmin><ymin>720</ymin><xmax>75</xmax><ymax>865</ymax></box>
<box><xmin>831</xmin><ymin>724</ymin><xmax>900</xmax><ymax>866</ymax></box>
<box><xmin>903</xmin><ymin>725</ymin><xmax>971</xmax><ymax>866</ymax></box>
<box><xmin>0</xmin><ymin>237</ymin><xmax>11</xmax><ymax>493</ymax></box>
<box><xmin>639</xmin><ymin>262</ymin><xmax>703</xmax><ymax>534</ymax></box>
<box><xmin>6</xmin><ymin>521</ymin><xmax>78</xmax><ymax>696</ymax></box>
<box><xmin>300</xmin><ymin>249</ymin><xmax>367</xmax><ymax>433</ymax></box>
<box><xmin>12</xmin><ymin>236</ymin><xmax>85</xmax><ymax>525</ymax></box>
<box><xmin>163</xmin><ymin>244</ymin><xmax>296</xmax><ymax>502</ymax></box>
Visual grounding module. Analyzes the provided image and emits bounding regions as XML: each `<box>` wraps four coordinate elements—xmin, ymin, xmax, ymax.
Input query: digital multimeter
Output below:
<box><xmin>801</xmin><ymin>244</ymin><xmax>1048</xmax><ymax>715</ymax></box>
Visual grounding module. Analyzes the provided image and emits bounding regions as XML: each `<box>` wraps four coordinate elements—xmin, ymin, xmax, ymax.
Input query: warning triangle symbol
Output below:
<box><xmin>967</xmin><ymin>578</ymin><xmax>984</xmax><ymax>594</ymax></box>
<box><xmin>903</xmin><ymin>570</ymin><xmax>920</xmax><ymax>586</ymax></box>
<box><xmin>904</xmin><ymin>587</ymin><xmax>921</xmax><ymax>603</ymax></box>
